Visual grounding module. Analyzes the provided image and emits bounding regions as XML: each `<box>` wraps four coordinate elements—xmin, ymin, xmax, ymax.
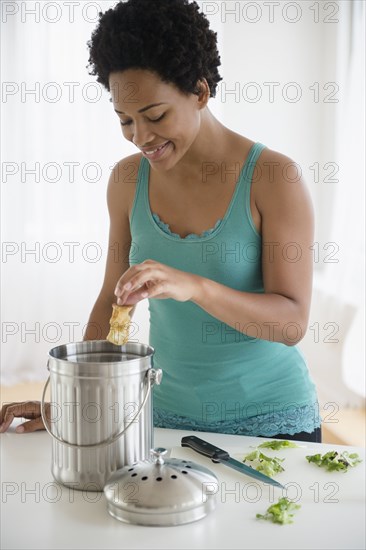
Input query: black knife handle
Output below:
<box><xmin>181</xmin><ymin>435</ymin><xmax>230</xmax><ymax>461</ymax></box>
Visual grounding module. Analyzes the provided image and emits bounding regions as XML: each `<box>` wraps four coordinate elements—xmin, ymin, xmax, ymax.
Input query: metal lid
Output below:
<box><xmin>104</xmin><ymin>448</ymin><xmax>218</xmax><ymax>526</ymax></box>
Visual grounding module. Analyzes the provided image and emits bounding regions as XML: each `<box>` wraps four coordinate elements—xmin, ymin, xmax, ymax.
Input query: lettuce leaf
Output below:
<box><xmin>256</xmin><ymin>497</ymin><xmax>301</xmax><ymax>525</ymax></box>
<box><xmin>243</xmin><ymin>449</ymin><xmax>285</xmax><ymax>477</ymax></box>
<box><xmin>257</xmin><ymin>440</ymin><xmax>300</xmax><ymax>450</ymax></box>
<box><xmin>306</xmin><ymin>450</ymin><xmax>361</xmax><ymax>472</ymax></box>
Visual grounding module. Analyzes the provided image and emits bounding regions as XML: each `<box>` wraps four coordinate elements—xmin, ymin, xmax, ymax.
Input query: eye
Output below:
<box><xmin>120</xmin><ymin>113</ymin><xmax>166</xmax><ymax>127</ymax></box>
<box><xmin>150</xmin><ymin>114</ymin><xmax>166</xmax><ymax>123</ymax></box>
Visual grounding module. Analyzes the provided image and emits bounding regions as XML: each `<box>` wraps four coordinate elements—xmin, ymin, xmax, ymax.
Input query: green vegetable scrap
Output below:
<box><xmin>256</xmin><ymin>497</ymin><xmax>301</xmax><ymax>525</ymax></box>
<box><xmin>306</xmin><ymin>450</ymin><xmax>362</xmax><ymax>472</ymax></box>
<box><xmin>243</xmin><ymin>449</ymin><xmax>285</xmax><ymax>478</ymax></box>
<box><xmin>257</xmin><ymin>440</ymin><xmax>300</xmax><ymax>450</ymax></box>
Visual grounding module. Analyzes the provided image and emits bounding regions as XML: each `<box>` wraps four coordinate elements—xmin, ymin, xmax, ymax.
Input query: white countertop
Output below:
<box><xmin>1</xmin><ymin>424</ymin><xmax>365</xmax><ymax>550</ymax></box>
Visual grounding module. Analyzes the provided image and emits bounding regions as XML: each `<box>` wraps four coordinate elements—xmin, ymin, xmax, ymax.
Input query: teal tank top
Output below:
<box><xmin>129</xmin><ymin>142</ymin><xmax>320</xmax><ymax>436</ymax></box>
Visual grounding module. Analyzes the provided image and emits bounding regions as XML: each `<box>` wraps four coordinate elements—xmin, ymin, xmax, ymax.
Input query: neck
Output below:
<box><xmin>169</xmin><ymin>107</ymin><xmax>230</xmax><ymax>179</ymax></box>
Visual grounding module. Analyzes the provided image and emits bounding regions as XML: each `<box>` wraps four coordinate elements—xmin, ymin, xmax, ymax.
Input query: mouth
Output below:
<box><xmin>140</xmin><ymin>141</ymin><xmax>172</xmax><ymax>160</ymax></box>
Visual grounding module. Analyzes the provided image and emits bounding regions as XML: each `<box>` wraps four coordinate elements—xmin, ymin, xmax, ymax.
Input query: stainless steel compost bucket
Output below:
<box><xmin>41</xmin><ymin>341</ymin><xmax>161</xmax><ymax>491</ymax></box>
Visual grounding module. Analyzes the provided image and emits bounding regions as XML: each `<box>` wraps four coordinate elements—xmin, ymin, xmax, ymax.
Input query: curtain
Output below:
<box><xmin>316</xmin><ymin>0</ymin><xmax>365</xmax><ymax>400</ymax></box>
<box><xmin>1</xmin><ymin>1</ymin><xmax>131</xmax><ymax>384</ymax></box>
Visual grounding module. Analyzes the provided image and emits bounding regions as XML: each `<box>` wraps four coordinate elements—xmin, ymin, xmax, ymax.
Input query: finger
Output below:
<box><xmin>115</xmin><ymin>261</ymin><xmax>160</xmax><ymax>296</ymax></box>
<box><xmin>114</xmin><ymin>275</ymin><xmax>133</xmax><ymax>297</ymax></box>
<box><xmin>0</xmin><ymin>402</ymin><xmax>42</xmax><ymax>433</ymax></box>
<box><xmin>16</xmin><ymin>416</ymin><xmax>46</xmax><ymax>434</ymax></box>
<box><xmin>0</xmin><ymin>412</ymin><xmax>15</xmax><ymax>433</ymax></box>
<box><xmin>123</xmin><ymin>269</ymin><xmax>160</xmax><ymax>295</ymax></box>
<box><xmin>0</xmin><ymin>402</ymin><xmax>11</xmax><ymax>424</ymax></box>
<box><xmin>117</xmin><ymin>286</ymin><xmax>150</xmax><ymax>306</ymax></box>
<box><xmin>0</xmin><ymin>401</ymin><xmax>25</xmax><ymax>424</ymax></box>
<box><xmin>141</xmin><ymin>282</ymin><xmax>167</xmax><ymax>300</ymax></box>
<box><xmin>116</xmin><ymin>277</ymin><xmax>151</xmax><ymax>305</ymax></box>
<box><xmin>114</xmin><ymin>263</ymin><xmax>150</xmax><ymax>297</ymax></box>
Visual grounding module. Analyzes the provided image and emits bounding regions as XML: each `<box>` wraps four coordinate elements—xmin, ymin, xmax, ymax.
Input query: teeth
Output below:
<box><xmin>144</xmin><ymin>142</ymin><xmax>168</xmax><ymax>155</ymax></box>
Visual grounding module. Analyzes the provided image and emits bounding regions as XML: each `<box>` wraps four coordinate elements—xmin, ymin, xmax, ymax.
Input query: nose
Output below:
<box><xmin>132</xmin><ymin>120</ymin><xmax>155</xmax><ymax>149</ymax></box>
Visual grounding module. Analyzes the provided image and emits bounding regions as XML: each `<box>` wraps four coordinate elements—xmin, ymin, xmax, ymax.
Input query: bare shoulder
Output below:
<box><xmin>254</xmin><ymin>145</ymin><xmax>312</xmax><ymax>212</ymax></box>
<box><xmin>257</xmin><ymin>146</ymin><xmax>304</xmax><ymax>185</ymax></box>
<box><xmin>107</xmin><ymin>152</ymin><xmax>143</xmax><ymax>219</ymax></box>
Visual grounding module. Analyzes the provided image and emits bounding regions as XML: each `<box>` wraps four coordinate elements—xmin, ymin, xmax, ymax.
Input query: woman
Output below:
<box><xmin>0</xmin><ymin>0</ymin><xmax>321</xmax><ymax>441</ymax></box>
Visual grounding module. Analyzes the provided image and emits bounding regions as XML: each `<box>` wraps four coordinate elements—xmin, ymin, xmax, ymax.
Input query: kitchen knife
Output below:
<box><xmin>181</xmin><ymin>435</ymin><xmax>285</xmax><ymax>489</ymax></box>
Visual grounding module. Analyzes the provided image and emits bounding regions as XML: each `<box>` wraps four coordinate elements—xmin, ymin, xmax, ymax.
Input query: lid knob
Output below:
<box><xmin>150</xmin><ymin>447</ymin><xmax>167</xmax><ymax>465</ymax></box>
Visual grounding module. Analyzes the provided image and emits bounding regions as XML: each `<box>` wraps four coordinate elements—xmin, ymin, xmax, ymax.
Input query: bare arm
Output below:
<box><xmin>83</xmin><ymin>154</ymin><xmax>140</xmax><ymax>340</ymax></box>
<box><xmin>191</xmin><ymin>149</ymin><xmax>314</xmax><ymax>345</ymax></box>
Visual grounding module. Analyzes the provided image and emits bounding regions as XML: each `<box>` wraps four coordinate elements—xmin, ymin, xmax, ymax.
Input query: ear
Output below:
<box><xmin>195</xmin><ymin>78</ymin><xmax>210</xmax><ymax>109</ymax></box>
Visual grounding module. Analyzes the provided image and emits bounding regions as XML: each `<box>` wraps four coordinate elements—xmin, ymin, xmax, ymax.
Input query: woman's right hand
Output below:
<box><xmin>0</xmin><ymin>401</ymin><xmax>49</xmax><ymax>433</ymax></box>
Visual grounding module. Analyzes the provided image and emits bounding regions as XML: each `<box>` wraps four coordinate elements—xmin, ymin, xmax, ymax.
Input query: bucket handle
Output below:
<box><xmin>41</xmin><ymin>367</ymin><xmax>162</xmax><ymax>449</ymax></box>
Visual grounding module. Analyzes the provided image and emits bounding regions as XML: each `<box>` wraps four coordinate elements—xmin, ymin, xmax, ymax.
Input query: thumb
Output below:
<box><xmin>16</xmin><ymin>416</ymin><xmax>46</xmax><ymax>433</ymax></box>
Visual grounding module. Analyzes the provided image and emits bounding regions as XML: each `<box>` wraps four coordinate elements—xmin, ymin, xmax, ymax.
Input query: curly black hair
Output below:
<box><xmin>86</xmin><ymin>0</ymin><xmax>222</xmax><ymax>98</ymax></box>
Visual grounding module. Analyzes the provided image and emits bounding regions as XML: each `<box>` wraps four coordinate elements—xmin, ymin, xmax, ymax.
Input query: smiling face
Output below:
<box><xmin>109</xmin><ymin>69</ymin><xmax>209</xmax><ymax>170</ymax></box>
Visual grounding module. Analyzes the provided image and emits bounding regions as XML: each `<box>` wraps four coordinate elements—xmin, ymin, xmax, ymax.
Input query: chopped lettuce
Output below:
<box><xmin>243</xmin><ymin>449</ymin><xmax>285</xmax><ymax>478</ymax></box>
<box><xmin>257</xmin><ymin>440</ymin><xmax>300</xmax><ymax>450</ymax></box>
<box><xmin>256</xmin><ymin>497</ymin><xmax>301</xmax><ymax>525</ymax></box>
<box><xmin>306</xmin><ymin>450</ymin><xmax>362</xmax><ymax>472</ymax></box>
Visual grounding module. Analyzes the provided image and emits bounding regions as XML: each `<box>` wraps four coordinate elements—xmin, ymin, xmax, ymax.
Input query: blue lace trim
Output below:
<box><xmin>152</xmin><ymin>212</ymin><xmax>222</xmax><ymax>240</ymax></box>
<box><xmin>153</xmin><ymin>405</ymin><xmax>321</xmax><ymax>437</ymax></box>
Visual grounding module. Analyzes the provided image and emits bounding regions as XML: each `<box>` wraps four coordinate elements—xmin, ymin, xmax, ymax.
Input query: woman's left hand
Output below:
<box><xmin>114</xmin><ymin>260</ymin><xmax>201</xmax><ymax>305</ymax></box>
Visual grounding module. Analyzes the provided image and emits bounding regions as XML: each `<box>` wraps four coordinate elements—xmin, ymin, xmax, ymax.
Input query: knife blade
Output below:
<box><xmin>181</xmin><ymin>435</ymin><xmax>285</xmax><ymax>489</ymax></box>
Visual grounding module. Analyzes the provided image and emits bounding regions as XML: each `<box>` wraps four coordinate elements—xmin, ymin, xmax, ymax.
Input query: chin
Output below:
<box><xmin>148</xmin><ymin>143</ymin><xmax>178</xmax><ymax>171</ymax></box>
